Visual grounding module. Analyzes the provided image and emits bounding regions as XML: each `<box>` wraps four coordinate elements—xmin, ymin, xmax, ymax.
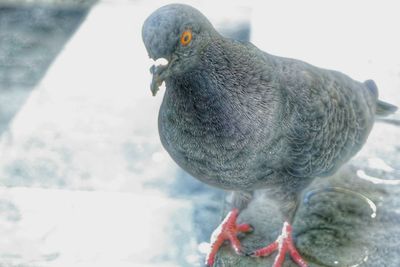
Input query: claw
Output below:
<box><xmin>205</xmin><ymin>209</ymin><xmax>253</xmax><ymax>266</ymax></box>
<box><xmin>249</xmin><ymin>222</ymin><xmax>308</xmax><ymax>267</ymax></box>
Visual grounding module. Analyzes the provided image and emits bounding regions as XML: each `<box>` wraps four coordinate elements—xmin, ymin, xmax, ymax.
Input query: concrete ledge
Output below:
<box><xmin>215</xmin><ymin>167</ymin><xmax>400</xmax><ymax>266</ymax></box>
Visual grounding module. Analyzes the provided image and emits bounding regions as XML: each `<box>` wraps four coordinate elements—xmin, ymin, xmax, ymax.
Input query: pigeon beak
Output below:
<box><xmin>149</xmin><ymin>57</ymin><xmax>170</xmax><ymax>96</ymax></box>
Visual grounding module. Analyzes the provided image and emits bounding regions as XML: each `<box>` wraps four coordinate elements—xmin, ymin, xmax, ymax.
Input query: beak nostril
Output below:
<box><xmin>154</xmin><ymin>57</ymin><xmax>169</xmax><ymax>67</ymax></box>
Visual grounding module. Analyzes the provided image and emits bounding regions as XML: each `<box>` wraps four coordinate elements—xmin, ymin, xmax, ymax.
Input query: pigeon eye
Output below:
<box><xmin>180</xmin><ymin>30</ymin><xmax>192</xmax><ymax>46</ymax></box>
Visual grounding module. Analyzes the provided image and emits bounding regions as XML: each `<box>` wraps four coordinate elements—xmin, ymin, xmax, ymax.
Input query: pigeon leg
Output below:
<box><xmin>248</xmin><ymin>221</ymin><xmax>308</xmax><ymax>267</ymax></box>
<box><xmin>205</xmin><ymin>208</ymin><xmax>253</xmax><ymax>266</ymax></box>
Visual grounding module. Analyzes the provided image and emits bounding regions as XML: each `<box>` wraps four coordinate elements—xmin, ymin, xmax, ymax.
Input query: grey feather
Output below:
<box><xmin>142</xmin><ymin>4</ymin><xmax>398</xmax><ymax>219</ymax></box>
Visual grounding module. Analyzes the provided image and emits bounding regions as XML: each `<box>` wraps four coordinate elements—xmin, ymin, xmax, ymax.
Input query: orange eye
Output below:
<box><xmin>180</xmin><ymin>30</ymin><xmax>192</xmax><ymax>46</ymax></box>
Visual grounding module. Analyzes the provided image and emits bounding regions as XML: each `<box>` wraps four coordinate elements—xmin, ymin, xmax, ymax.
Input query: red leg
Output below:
<box><xmin>249</xmin><ymin>222</ymin><xmax>308</xmax><ymax>267</ymax></box>
<box><xmin>205</xmin><ymin>208</ymin><xmax>253</xmax><ymax>266</ymax></box>
<box><xmin>250</xmin><ymin>242</ymin><xmax>278</xmax><ymax>257</ymax></box>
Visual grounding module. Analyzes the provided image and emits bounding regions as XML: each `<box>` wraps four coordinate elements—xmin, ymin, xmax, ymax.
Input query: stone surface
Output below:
<box><xmin>0</xmin><ymin>0</ymin><xmax>96</xmax><ymax>7</ymax></box>
<box><xmin>0</xmin><ymin>4</ymin><xmax>89</xmax><ymax>134</ymax></box>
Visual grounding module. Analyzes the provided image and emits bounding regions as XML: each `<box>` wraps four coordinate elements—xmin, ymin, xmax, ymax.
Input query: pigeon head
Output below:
<box><xmin>142</xmin><ymin>4</ymin><xmax>217</xmax><ymax>95</ymax></box>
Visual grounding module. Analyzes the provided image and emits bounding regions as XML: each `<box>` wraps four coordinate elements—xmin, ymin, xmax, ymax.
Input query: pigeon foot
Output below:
<box><xmin>205</xmin><ymin>208</ymin><xmax>253</xmax><ymax>266</ymax></box>
<box><xmin>248</xmin><ymin>222</ymin><xmax>308</xmax><ymax>267</ymax></box>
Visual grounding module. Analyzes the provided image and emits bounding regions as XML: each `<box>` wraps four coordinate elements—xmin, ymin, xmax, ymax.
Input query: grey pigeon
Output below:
<box><xmin>142</xmin><ymin>4</ymin><xmax>398</xmax><ymax>267</ymax></box>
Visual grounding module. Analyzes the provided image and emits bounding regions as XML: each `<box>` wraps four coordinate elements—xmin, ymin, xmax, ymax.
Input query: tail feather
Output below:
<box><xmin>363</xmin><ymin>79</ymin><xmax>398</xmax><ymax>116</ymax></box>
<box><xmin>376</xmin><ymin>118</ymin><xmax>400</xmax><ymax>126</ymax></box>
<box><xmin>364</xmin><ymin>79</ymin><xmax>378</xmax><ymax>97</ymax></box>
<box><xmin>376</xmin><ymin>100</ymin><xmax>398</xmax><ymax>116</ymax></box>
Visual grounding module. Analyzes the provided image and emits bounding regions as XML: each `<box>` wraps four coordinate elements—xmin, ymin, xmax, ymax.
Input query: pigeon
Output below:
<box><xmin>142</xmin><ymin>4</ymin><xmax>398</xmax><ymax>267</ymax></box>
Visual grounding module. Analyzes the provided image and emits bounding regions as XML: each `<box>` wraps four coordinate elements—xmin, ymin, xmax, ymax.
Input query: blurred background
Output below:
<box><xmin>0</xmin><ymin>0</ymin><xmax>399</xmax><ymax>266</ymax></box>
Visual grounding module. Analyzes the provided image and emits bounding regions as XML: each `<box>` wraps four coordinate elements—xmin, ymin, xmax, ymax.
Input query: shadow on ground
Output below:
<box><xmin>0</xmin><ymin>3</ymin><xmax>91</xmax><ymax>134</ymax></box>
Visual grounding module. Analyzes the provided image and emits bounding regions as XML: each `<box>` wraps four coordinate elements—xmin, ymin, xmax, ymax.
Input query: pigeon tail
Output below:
<box><xmin>376</xmin><ymin>99</ymin><xmax>398</xmax><ymax>116</ymax></box>
<box><xmin>363</xmin><ymin>80</ymin><xmax>398</xmax><ymax>116</ymax></box>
